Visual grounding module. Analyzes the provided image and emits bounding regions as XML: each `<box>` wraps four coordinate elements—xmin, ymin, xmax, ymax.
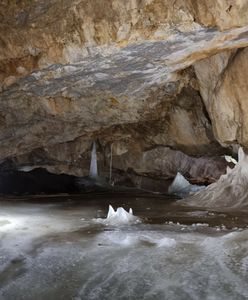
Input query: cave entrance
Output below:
<box><xmin>0</xmin><ymin>168</ymin><xmax>80</xmax><ymax>195</ymax></box>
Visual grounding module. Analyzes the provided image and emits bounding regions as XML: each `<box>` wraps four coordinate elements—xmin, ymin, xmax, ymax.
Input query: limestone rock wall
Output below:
<box><xmin>1</xmin><ymin>0</ymin><xmax>248</xmax><ymax>185</ymax></box>
<box><xmin>1</xmin><ymin>0</ymin><xmax>248</xmax><ymax>81</ymax></box>
<box><xmin>194</xmin><ymin>48</ymin><xmax>248</xmax><ymax>149</ymax></box>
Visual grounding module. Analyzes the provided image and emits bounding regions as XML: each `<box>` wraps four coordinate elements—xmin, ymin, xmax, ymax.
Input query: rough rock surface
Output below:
<box><xmin>183</xmin><ymin>148</ymin><xmax>248</xmax><ymax>209</ymax></box>
<box><xmin>1</xmin><ymin>0</ymin><xmax>248</xmax><ymax>78</ymax></box>
<box><xmin>1</xmin><ymin>1</ymin><xmax>248</xmax><ymax>188</ymax></box>
<box><xmin>194</xmin><ymin>48</ymin><xmax>248</xmax><ymax>150</ymax></box>
<box><xmin>113</xmin><ymin>147</ymin><xmax>229</xmax><ymax>183</ymax></box>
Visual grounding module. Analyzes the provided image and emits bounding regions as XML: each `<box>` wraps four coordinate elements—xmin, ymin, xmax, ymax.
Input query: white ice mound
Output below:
<box><xmin>184</xmin><ymin>147</ymin><xmax>248</xmax><ymax>208</ymax></box>
<box><xmin>168</xmin><ymin>172</ymin><xmax>205</xmax><ymax>198</ymax></box>
<box><xmin>98</xmin><ymin>205</ymin><xmax>140</xmax><ymax>225</ymax></box>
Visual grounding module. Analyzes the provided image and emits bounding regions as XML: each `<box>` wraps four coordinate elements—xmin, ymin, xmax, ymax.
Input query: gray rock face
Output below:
<box><xmin>2</xmin><ymin>27</ymin><xmax>248</xmax><ymax>157</ymax></box>
<box><xmin>1</xmin><ymin>1</ymin><xmax>248</xmax><ymax>188</ymax></box>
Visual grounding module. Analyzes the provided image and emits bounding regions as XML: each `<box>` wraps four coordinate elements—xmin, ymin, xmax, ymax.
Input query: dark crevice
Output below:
<box><xmin>199</xmin><ymin>90</ymin><xmax>212</xmax><ymax>125</ymax></box>
<box><xmin>0</xmin><ymin>167</ymin><xmax>80</xmax><ymax>195</ymax></box>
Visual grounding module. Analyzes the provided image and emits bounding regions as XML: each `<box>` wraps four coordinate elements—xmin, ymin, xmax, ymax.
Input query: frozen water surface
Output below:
<box><xmin>0</xmin><ymin>193</ymin><xmax>248</xmax><ymax>300</ymax></box>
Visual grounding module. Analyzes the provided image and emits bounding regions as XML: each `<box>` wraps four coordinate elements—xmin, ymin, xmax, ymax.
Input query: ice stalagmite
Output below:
<box><xmin>98</xmin><ymin>205</ymin><xmax>140</xmax><ymax>225</ymax></box>
<box><xmin>168</xmin><ymin>172</ymin><xmax>205</xmax><ymax>198</ymax></box>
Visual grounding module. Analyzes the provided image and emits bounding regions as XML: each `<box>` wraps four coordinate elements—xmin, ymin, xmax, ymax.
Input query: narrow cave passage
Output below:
<box><xmin>0</xmin><ymin>168</ymin><xmax>80</xmax><ymax>195</ymax></box>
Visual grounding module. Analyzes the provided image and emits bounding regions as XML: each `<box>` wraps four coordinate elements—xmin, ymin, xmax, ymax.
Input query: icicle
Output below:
<box><xmin>89</xmin><ymin>141</ymin><xmax>98</xmax><ymax>178</ymax></box>
<box><xmin>109</xmin><ymin>143</ymin><xmax>113</xmax><ymax>184</ymax></box>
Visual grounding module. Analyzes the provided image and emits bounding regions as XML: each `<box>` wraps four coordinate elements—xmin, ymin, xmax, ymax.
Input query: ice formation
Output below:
<box><xmin>18</xmin><ymin>166</ymin><xmax>36</xmax><ymax>172</ymax></box>
<box><xmin>98</xmin><ymin>205</ymin><xmax>140</xmax><ymax>225</ymax></box>
<box><xmin>184</xmin><ymin>147</ymin><xmax>248</xmax><ymax>208</ymax></box>
<box><xmin>224</xmin><ymin>155</ymin><xmax>237</xmax><ymax>165</ymax></box>
<box><xmin>89</xmin><ymin>141</ymin><xmax>98</xmax><ymax>179</ymax></box>
<box><xmin>168</xmin><ymin>172</ymin><xmax>205</xmax><ymax>198</ymax></box>
<box><xmin>109</xmin><ymin>143</ymin><xmax>113</xmax><ymax>184</ymax></box>
<box><xmin>1</xmin><ymin>194</ymin><xmax>248</xmax><ymax>300</ymax></box>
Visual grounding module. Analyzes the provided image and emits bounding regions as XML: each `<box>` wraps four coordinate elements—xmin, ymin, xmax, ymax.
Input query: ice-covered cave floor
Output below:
<box><xmin>0</xmin><ymin>193</ymin><xmax>248</xmax><ymax>300</ymax></box>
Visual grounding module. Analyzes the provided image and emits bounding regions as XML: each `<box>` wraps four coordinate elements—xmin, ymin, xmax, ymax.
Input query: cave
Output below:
<box><xmin>0</xmin><ymin>167</ymin><xmax>79</xmax><ymax>195</ymax></box>
<box><xmin>1</xmin><ymin>1</ymin><xmax>248</xmax><ymax>299</ymax></box>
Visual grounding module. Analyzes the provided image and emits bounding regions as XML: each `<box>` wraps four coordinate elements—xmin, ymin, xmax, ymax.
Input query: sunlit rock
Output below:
<box><xmin>194</xmin><ymin>48</ymin><xmax>248</xmax><ymax>149</ymax></box>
